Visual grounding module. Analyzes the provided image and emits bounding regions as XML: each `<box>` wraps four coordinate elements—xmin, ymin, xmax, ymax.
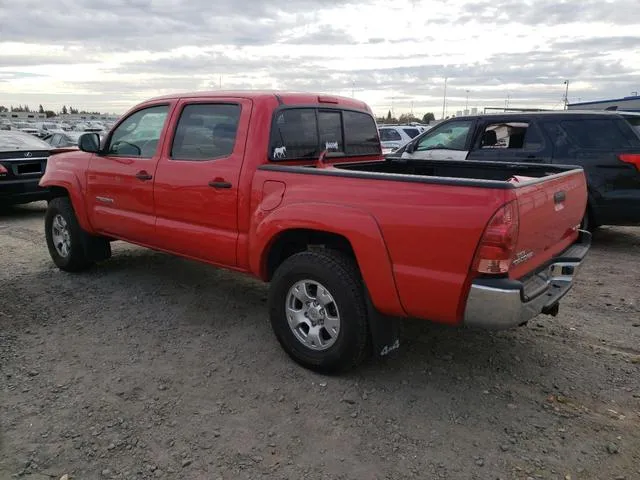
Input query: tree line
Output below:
<box><xmin>376</xmin><ymin>110</ymin><xmax>436</xmax><ymax>125</ymax></box>
<box><xmin>0</xmin><ymin>105</ymin><xmax>102</xmax><ymax>118</ymax></box>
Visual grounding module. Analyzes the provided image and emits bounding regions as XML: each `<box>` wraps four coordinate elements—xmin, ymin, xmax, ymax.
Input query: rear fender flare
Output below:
<box><xmin>250</xmin><ymin>203</ymin><xmax>406</xmax><ymax>317</ymax></box>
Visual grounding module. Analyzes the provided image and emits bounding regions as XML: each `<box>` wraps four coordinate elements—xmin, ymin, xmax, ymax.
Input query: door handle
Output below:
<box><xmin>135</xmin><ymin>170</ymin><xmax>153</xmax><ymax>181</ymax></box>
<box><xmin>208</xmin><ymin>180</ymin><xmax>232</xmax><ymax>189</ymax></box>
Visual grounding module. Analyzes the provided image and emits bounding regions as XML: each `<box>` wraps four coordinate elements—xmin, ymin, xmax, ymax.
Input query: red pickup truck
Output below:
<box><xmin>40</xmin><ymin>91</ymin><xmax>591</xmax><ymax>372</ymax></box>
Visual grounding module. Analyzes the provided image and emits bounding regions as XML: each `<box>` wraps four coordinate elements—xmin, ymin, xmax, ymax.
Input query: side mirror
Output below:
<box><xmin>405</xmin><ymin>141</ymin><xmax>416</xmax><ymax>154</ymax></box>
<box><xmin>79</xmin><ymin>132</ymin><xmax>101</xmax><ymax>153</ymax></box>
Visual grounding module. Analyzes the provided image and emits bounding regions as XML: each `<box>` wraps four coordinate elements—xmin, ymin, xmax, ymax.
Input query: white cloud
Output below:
<box><xmin>1</xmin><ymin>0</ymin><xmax>639</xmax><ymax>116</ymax></box>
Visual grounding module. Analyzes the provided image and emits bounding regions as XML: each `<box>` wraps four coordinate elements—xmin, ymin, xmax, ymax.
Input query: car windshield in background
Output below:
<box><xmin>0</xmin><ymin>131</ymin><xmax>51</xmax><ymax>150</ymax></box>
<box><xmin>269</xmin><ymin>108</ymin><xmax>380</xmax><ymax>160</ymax></box>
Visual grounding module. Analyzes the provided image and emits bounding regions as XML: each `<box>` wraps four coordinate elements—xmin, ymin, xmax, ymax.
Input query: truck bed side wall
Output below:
<box><xmin>251</xmin><ymin>168</ymin><xmax>511</xmax><ymax>324</ymax></box>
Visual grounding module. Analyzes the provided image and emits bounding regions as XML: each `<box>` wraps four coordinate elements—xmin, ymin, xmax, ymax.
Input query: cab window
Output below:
<box><xmin>107</xmin><ymin>105</ymin><xmax>169</xmax><ymax>158</ymax></box>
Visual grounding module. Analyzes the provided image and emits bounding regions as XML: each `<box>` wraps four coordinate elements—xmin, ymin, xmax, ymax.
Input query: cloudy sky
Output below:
<box><xmin>1</xmin><ymin>0</ymin><xmax>640</xmax><ymax>117</ymax></box>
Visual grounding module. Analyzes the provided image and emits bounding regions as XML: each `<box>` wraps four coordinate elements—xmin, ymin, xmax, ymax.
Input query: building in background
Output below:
<box><xmin>0</xmin><ymin>111</ymin><xmax>46</xmax><ymax>121</ymax></box>
<box><xmin>568</xmin><ymin>94</ymin><xmax>640</xmax><ymax>112</ymax></box>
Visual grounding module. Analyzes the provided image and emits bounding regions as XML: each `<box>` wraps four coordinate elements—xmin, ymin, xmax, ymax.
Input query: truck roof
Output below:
<box><xmin>143</xmin><ymin>90</ymin><xmax>371</xmax><ymax>112</ymax></box>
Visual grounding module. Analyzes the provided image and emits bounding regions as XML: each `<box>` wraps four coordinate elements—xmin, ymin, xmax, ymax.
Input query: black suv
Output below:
<box><xmin>391</xmin><ymin>111</ymin><xmax>640</xmax><ymax>230</ymax></box>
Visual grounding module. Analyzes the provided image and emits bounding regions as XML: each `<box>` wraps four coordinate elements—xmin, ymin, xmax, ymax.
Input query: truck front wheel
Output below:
<box><xmin>45</xmin><ymin>197</ymin><xmax>94</xmax><ymax>272</ymax></box>
<box><xmin>268</xmin><ymin>250</ymin><xmax>370</xmax><ymax>373</ymax></box>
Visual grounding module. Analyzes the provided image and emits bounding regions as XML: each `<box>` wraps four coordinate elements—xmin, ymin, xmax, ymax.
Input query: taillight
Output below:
<box><xmin>619</xmin><ymin>153</ymin><xmax>640</xmax><ymax>170</ymax></box>
<box><xmin>0</xmin><ymin>164</ymin><xmax>7</xmax><ymax>176</ymax></box>
<box><xmin>472</xmin><ymin>200</ymin><xmax>519</xmax><ymax>275</ymax></box>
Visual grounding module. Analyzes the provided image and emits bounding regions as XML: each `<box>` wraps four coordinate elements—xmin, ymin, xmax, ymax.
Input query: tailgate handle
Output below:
<box><xmin>554</xmin><ymin>191</ymin><xmax>566</xmax><ymax>204</ymax></box>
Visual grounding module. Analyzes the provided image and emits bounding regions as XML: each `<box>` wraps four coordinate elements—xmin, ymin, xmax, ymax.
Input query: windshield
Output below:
<box><xmin>0</xmin><ymin>131</ymin><xmax>51</xmax><ymax>150</ymax></box>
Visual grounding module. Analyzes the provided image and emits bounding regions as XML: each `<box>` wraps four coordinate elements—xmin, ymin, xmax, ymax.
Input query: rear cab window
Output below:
<box><xmin>269</xmin><ymin>107</ymin><xmax>380</xmax><ymax>160</ymax></box>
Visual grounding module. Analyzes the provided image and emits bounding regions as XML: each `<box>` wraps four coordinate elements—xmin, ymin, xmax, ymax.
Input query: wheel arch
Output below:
<box><xmin>251</xmin><ymin>203</ymin><xmax>406</xmax><ymax>317</ymax></box>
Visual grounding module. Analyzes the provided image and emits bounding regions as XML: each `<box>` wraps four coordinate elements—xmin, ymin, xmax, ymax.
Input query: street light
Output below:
<box><xmin>465</xmin><ymin>90</ymin><xmax>470</xmax><ymax>112</ymax></box>
<box><xmin>563</xmin><ymin>80</ymin><xmax>570</xmax><ymax>110</ymax></box>
<box><xmin>441</xmin><ymin>77</ymin><xmax>448</xmax><ymax>119</ymax></box>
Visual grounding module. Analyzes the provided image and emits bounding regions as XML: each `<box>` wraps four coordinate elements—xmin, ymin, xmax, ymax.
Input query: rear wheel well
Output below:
<box><xmin>265</xmin><ymin>229</ymin><xmax>356</xmax><ymax>281</ymax></box>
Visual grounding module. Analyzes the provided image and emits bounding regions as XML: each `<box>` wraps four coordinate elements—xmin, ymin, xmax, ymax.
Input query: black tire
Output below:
<box><xmin>580</xmin><ymin>206</ymin><xmax>598</xmax><ymax>232</ymax></box>
<box><xmin>45</xmin><ymin>197</ymin><xmax>94</xmax><ymax>272</ymax></box>
<box><xmin>268</xmin><ymin>249</ymin><xmax>370</xmax><ymax>373</ymax></box>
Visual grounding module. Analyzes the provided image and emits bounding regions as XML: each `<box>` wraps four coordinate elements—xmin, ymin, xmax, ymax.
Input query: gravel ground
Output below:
<box><xmin>1</xmin><ymin>201</ymin><xmax>639</xmax><ymax>480</ymax></box>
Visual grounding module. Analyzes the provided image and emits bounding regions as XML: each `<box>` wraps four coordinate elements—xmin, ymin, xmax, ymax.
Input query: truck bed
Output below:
<box><xmin>258</xmin><ymin>157</ymin><xmax>587</xmax><ymax>323</ymax></box>
<box><xmin>334</xmin><ymin>158</ymin><xmax>578</xmax><ymax>185</ymax></box>
<box><xmin>261</xmin><ymin>158</ymin><xmax>581</xmax><ymax>189</ymax></box>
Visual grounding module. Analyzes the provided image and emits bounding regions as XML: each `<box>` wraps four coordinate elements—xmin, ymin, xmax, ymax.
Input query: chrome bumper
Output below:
<box><xmin>463</xmin><ymin>230</ymin><xmax>592</xmax><ymax>330</ymax></box>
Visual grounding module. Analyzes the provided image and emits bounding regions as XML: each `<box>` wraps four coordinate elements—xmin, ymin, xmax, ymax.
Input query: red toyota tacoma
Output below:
<box><xmin>40</xmin><ymin>91</ymin><xmax>591</xmax><ymax>372</ymax></box>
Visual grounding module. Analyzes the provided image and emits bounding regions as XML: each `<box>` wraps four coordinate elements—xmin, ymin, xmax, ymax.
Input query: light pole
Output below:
<box><xmin>441</xmin><ymin>77</ymin><xmax>448</xmax><ymax>119</ymax></box>
<box><xmin>563</xmin><ymin>80</ymin><xmax>570</xmax><ymax>110</ymax></box>
<box><xmin>465</xmin><ymin>90</ymin><xmax>470</xmax><ymax>113</ymax></box>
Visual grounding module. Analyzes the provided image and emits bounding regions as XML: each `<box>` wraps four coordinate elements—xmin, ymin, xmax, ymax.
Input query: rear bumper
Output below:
<box><xmin>0</xmin><ymin>178</ymin><xmax>51</xmax><ymax>205</ymax></box>
<box><xmin>463</xmin><ymin>230</ymin><xmax>592</xmax><ymax>330</ymax></box>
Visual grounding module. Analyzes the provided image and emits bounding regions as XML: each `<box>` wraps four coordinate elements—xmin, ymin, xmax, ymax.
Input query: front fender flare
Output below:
<box><xmin>40</xmin><ymin>170</ymin><xmax>93</xmax><ymax>233</ymax></box>
<box><xmin>250</xmin><ymin>203</ymin><xmax>406</xmax><ymax>317</ymax></box>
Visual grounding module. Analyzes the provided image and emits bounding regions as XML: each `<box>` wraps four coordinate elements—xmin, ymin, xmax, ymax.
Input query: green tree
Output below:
<box><xmin>62</xmin><ymin>105</ymin><xmax>68</xmax><ymax>115</ymax></box>
<box><xmin>38</xmin><ymin>104</ymin><xmax>45</xmax><ymax>114</ymax></box>
<box><xmin>44</xmin><ymin>110</ymin><xmax>56</xmax><ymax>118</ymax></box>
<box><xmin>0</xmin><ymin>106</ymin><xmax>8</xmax><ymax>113</ymax></box>
<box><xmin>422</xmin><ymin>112</ymin><xmax>435</xmax><ymax>123</ymax></box>
<box><xmin>398</xmin><ymin>113</ymin><xmax>419</xmax><ymax>124</ymax></box>
<box><xmin>386</xmin><ymin>110</ymin><xmax>392</xmax><ymax>122</ymax></box>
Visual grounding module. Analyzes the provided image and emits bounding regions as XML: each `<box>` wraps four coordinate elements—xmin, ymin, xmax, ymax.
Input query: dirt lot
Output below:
<box><xmin>1</xmin><ymin>202</ymin><xmax>639</xmax><ymax>480</ymax></box>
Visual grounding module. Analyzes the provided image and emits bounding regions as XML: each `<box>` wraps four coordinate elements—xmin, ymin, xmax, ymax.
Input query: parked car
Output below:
<box><xmin>390</xmin><ymin>111</ymin><xmax>640</xmax><ymax>230</ymax></box>
<box><xmin>35</xmin><ymin>122</ymin><xmax>64</xmax><ymax>138</ymax></box>
<box><xmin>43</xmin><ymin>131</ymin><xmax>83</xmax><ymax>148</ymax></box>
<box><xmin>40</xmin><ymin>91</ymin><xmax>590</xmax><ymax>372</ymax></box>
<box><xmin>378</xmin><ymin>124</ymin><xmax>429</xmax><ymax>154</ymax></box>
<box><xmin>0</xmin><ymin>130</ymin><xmax>52</xmax><ymax>206</ymax></box>
<box><xmin>11</xmin><ymin>121</ymin><xmax>40</xmax><ymax>137</ymax></box>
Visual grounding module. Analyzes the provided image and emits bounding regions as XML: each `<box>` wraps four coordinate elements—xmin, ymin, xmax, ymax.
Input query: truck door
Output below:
<box><xmin>86</xmin><ymin>104</ymin><xmax>171</xmax><ymax>242</ymax></box>
<box><xmin>401</xmin><ymin>119</ymin><xmax>474</xmax><ymax>160</ymax></box>
<box><xmin>152</xmin><ymin>98</ymin><xmax>252</xmax><ymax>267</ymax></box>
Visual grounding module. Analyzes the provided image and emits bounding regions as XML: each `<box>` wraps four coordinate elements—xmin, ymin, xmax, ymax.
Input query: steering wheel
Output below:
<box><xmin>111</xmin><ymin>140</ymin><xmax>141</xmax><ymax>156</ymax></box>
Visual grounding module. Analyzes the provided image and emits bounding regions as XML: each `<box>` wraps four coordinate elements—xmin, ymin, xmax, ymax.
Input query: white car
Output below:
<box><xmin>378</xmin><ymin>125</ymin><xmax>430</xmax><ymax>155</ymax></box>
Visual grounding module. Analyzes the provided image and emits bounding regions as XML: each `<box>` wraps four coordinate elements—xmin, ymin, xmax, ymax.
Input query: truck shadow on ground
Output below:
<box><xmin>0</xmin><ymin>202</ymin><xmax>47</xmax><ymax>219</ymax></box>
<box><xmin>590</xmin><ymin>226</ymin><xmax>640</xmax><ymax>251</ymax></box>
<box><xmin>16</xmin><ymin>245</ymin><xmax>580</xmax><ymax>391</ymax></box>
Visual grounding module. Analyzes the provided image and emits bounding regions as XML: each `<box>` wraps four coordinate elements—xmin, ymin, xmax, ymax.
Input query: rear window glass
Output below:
<box><xmin>379</xmin><ymin>128</ymin><xmax>402</xmax><ymax>141</ymax></box>
<box><xmin>270</xmin><ymin>108</ymin><xmax>380</xmax><ymax>160</ymax></box>
<box><xmin>623</xmin><ymin>116</ymin><xmax>640</xmax><ymax>137</ymax></box>
<box><xmin>343</xmin><ymin>111</ymin><xmax>380</xmax><ymax>155</ymax></box>
<box><xmin>559</xmin><ymin>119</ymin><xmax>640</xmax><ymax>149</ymax></box>
<box><xmin>403</xmin><ymin>128</ymin><xmax>420</xmax><ymax>138</ymax></box>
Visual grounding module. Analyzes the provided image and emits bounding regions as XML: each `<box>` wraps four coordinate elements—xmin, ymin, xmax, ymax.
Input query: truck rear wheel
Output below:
<box><xmin>45</xmin><ymin>197</ymin><xmax>94</xmax><ymax>272</ymax></box>
<box><xmin>268</xmin><ymin>250</ymin><xmax>370</xmax><ymax>373</ymax></box>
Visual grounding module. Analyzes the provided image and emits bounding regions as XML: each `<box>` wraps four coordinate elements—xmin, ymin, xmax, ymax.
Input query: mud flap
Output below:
<box><xmin>366</xmin><ymin>294</ymin><xmax>401</xmax><ymax>358</ymax></box>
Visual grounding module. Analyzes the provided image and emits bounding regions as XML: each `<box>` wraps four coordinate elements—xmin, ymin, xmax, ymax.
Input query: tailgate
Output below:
<box><xmin>509</xmin><ymin>169</ymin><xmax>587</xmax><ymax>280</ymax></box>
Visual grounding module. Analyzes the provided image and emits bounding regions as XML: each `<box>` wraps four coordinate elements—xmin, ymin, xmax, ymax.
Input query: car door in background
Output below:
<box><xmin>467</xmin><ymin>119</ymin><xmax>552</xmax><ymax>163</ymax></box>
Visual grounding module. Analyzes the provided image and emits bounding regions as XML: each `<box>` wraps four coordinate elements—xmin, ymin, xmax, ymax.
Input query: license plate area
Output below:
<box><xmin>17</xmin><ymin>162</ymin><xmax>42</xmax><ymax>175</ymax></box>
